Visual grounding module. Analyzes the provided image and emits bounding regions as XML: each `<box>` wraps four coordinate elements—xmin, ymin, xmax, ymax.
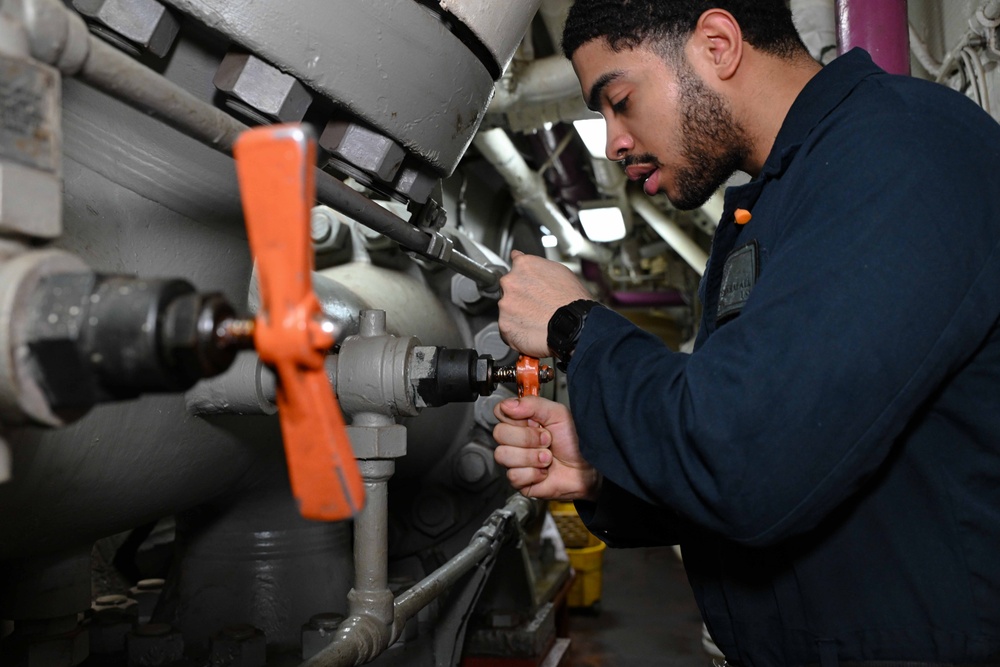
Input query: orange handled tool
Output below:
<box><xmin>514</xmin><ymin>355</ymin><xmax>551</xmax><ymax>397</ymax></box>
<box><xmin>233</xmin><ymin>124</ymin><xmax>364</xmax><ymax>521</ymax></box>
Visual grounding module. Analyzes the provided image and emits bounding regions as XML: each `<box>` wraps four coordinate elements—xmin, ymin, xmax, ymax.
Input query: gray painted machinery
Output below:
<box><xmin>0</xmin><ymin>1</ymin><xmax>572</xmax><ymax>665</ymax></box>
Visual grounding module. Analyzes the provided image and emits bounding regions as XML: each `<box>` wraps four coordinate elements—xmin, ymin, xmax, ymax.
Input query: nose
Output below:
<box><xmin>606</xmin><ymin>119</ymin><xmax>633</xmax><ymax>161</ymax></box>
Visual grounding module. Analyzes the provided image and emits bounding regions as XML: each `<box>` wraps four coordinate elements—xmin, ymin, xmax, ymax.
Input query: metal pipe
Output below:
<box><xmin>473</xmin><ymin>129</ymin><xmax>609</xmax><ymax>262</ymax></box>
<box><xmin>19</xmin><ymin>0</ymin><xmax>499</xmax><ymax>289</ymax></box>
<box><xmin>630</xmin><ymin>194</ymin><xmax>708</xmax><ymax>277</ymax></box>
<box><xmin>835</xmin><ymin>0</ymin><xmax>910</xmax><ymax>75</ymax></box>
<box><xmin>489</xmin><ymin>55</ymin><xmax>580</xmax><ymax>113</ymax></box>
<box><xmin>391</xmin><ymin>494</ymin><xmax>532</xmax><ymax>641</ymax></box>
<box><xmin>301</xmin><ymin>494</ymin><xmax>533</xmax><ymax>667</ymax></box>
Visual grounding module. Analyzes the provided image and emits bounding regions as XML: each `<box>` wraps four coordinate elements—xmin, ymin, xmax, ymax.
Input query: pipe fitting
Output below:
<box><xmin>301</xmin><ymin>613</ymin><xmax>346</xmax><ymax>661</ymax></box>
<box><xmin>22</xmin><ymin>0</ymin><xmax>91</xmax><ymax>74</ymax></box>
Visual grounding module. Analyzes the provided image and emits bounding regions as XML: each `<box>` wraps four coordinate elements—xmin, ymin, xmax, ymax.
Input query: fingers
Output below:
<box><xmin>494</xmin><ymin>396</ymin><xmax>569</xmax><ymax>427</ymax></box>
<box><xmin>494</xmin><ymin>443</ymin><xmax>552</xmax><ymax>476</ymax></box>
<box><xmin>495</xmin><ymin>444</ymin><xmax>552</xmax><ymax>496</ymax></box>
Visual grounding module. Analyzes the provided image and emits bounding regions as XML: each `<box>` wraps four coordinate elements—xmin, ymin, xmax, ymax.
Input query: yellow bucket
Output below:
<box><xmin>550</xmin><ymin>502</ymin><xmax>606</xmax><ymax>609</ymax></box>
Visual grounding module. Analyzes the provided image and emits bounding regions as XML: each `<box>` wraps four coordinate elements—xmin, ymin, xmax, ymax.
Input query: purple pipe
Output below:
<box><xmin>610</xmin><ymin>291</ymin><xmax>688</xmax><ymax>308</ymax></box>
<box><xmin>835</xmin><ymin>0</ymin><xmax>910</xmax><ymax>75</ymax></box>
<box><xmin>580</xmin><ymin>261</ymin><xmax>689</xmax><ymax>308</ymax></box>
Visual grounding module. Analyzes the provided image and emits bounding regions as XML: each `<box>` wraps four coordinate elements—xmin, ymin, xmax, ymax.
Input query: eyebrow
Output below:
<box><xmin>586</xmin><ymin>70</ymin><xmax>625</xmax><ymax>112</ymax></box>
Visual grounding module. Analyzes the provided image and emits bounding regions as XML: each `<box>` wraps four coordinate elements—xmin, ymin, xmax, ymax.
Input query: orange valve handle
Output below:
<box><xmin>233</xmin><ymin>124</ymin><xmax>364</xmax><ymax>521</ymax></box>
<box><xmin>516</xmin><ymin>355</ymin><xmax>541</xmax><ymax>397</ymax></box>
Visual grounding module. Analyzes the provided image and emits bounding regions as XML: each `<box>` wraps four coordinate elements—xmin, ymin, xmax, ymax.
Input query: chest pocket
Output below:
<box><xmin>716</xmin><ymin>240</ymin><xmax>760</xmax><ymax>325</ymax></box>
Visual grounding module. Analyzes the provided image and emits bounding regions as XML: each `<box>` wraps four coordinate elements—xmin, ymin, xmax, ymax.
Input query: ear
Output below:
<box><xmin>689</xmin><ymin>9</ymin><xmax>743</xmax><ymax>82</ymax></box>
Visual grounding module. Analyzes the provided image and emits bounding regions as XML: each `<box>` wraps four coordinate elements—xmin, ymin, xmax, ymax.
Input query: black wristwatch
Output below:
<box><xmin>547</xmin><ymin>299</ymin><xmax>601</xmax><ymax>371</ymax></box>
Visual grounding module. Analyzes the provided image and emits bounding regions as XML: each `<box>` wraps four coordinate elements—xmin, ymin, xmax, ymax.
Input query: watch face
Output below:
<box><xmin>548</xmin><ymin>302</ymin><xmax>588</xmax><ymax>362</ymax></box>
<box><xmin>551</xmin><ymin>308</ymin><xmax>581</xmax><ymax>339</ymax></box>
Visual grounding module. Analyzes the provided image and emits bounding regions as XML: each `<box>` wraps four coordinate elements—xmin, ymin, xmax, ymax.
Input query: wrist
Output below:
<box><xmin>547</xmin><ymin>299</ymin><xmax>601</xmax><ymax>371</ymax></box>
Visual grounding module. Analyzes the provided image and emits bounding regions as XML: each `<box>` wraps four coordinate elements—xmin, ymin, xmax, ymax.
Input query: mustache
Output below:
<box><xmin>621</xmin><ymin>153</ymin><xmax>662</xmax><ymax>169</ymax></box>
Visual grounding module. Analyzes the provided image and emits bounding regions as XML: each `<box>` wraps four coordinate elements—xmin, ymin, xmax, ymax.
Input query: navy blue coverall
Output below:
<box><xmin>570</xmin><ymin>49</ymin><xmax>1000</xmax><ymax>666</ymax></box>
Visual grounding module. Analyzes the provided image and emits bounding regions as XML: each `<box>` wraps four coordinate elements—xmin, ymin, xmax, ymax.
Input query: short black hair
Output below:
<box><xmin>562</xmin><ymin>0</ymin><xmax>808</xmax><ymax>61</ymax></box>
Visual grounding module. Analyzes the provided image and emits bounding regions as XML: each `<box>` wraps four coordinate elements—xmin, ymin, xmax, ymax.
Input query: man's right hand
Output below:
<box><xmin>497</xmin><ymin>251</ymin><xmax>595</xmax><ymax>358</ymax></box>
<box><xmin>492</xmin><ymin>396</ymin><xmax>600</xmax><ymax>502</ymax></box>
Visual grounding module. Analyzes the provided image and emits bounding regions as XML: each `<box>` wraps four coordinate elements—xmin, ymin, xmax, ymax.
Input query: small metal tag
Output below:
<box><xmin>716</xmin><ymin>240</ymin><xmax>759</xmax><ymax>324</ymax></box>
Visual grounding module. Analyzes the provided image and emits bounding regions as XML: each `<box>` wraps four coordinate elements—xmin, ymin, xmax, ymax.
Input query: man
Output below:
<box><xmin>492</xmin><ymin>1</ymin><xmax>1000</xmax><ymax>666</ymax></box>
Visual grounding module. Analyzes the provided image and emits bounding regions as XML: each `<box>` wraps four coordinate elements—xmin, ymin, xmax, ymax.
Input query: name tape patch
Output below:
<box><xmin>716</xmin><ymin>240</ymin><xmax>759</xmax><ymax>324</ymax></box>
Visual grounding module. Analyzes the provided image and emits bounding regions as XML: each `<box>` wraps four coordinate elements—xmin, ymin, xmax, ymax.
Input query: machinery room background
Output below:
<box><xmin>0</xmin><ymin>0</ymin><xmax>995</xmax><ymax>666</ymax></box>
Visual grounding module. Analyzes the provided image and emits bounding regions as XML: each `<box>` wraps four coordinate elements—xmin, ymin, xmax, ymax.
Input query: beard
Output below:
<box><xmin>670</xmin><ymin>63</ymin><xmax>752</xmax><ymax>210</ymax></box>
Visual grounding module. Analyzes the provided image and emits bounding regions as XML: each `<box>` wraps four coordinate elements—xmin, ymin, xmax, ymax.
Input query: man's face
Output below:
<box><xmin>572</xmin><ymin>38</ymin><xmax>751</xmax><ymax>210</ymax></box>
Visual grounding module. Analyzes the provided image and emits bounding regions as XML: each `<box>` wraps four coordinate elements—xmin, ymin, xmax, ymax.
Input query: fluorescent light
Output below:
<box><xmin>578</xmin><ymin>206</ymin><xmax>626</xmax><ymax>242</ymax></box>
<box><xmin>573</xmin><ymin>118</ymin><xmax>607</xmax><ymax>159</ymax></box>
<box><xmin>541</xmin><ymin>234</ymin><xmax>559</xmax><ymax>248</ymax></box>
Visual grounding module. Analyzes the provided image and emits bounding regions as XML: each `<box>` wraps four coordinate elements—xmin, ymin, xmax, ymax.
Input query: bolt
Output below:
<box><xmin>474</xmin><ymin>323</ymin><xmax>513</xmax><ymax>363</ymax></box>
<box><xmin>454</xmin><ymin>442</ymin><xmax>497</xmax><ymax>491</ymax></box>
<box><xmin>310</xmin><ymin>206</ymin><xmax>351</xmax><ymax>253</ymax></box>
<box><xmin>311</xmin><ymin>209</ymin><xmax>333</xmax><ymax>244</ymax></box>
<box><xmin>475</xmin><ymin>391</ymin><xmax>509</xmax><ymax>430</ymax></box>
<box><xmin>356</xmin><ymin>223</ymin><xmax>394</xmax><ymax>252</ymax></box>
<box><xmin>72</xmin><ymin>0</ymin><xmax>180</xmax><ymax>58</ymax></box>
<box><xmin>319</xmin><ymin>121</ymin><xmax>406</xmax><ymax>183</ymax></box>
<box><xmin>413</xmin><ymin>491</ymin><xmax>456</xmax><ymax>537</ymax></box>
<box><xmin>214</xmin><ymin>50</ymin><xmax>313</xmax><ymax>123</ymax></box>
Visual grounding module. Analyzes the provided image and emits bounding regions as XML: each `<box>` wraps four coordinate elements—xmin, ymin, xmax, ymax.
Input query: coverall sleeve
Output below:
<box><xmin>567</xmin><ymin>106</ymin><xmax>1000</xmax><ymax>548</ymax></box>
<box><xmin>575</xmin><ymin>477</ymin><xmax>681</xmax><ymax>547</ymax></box>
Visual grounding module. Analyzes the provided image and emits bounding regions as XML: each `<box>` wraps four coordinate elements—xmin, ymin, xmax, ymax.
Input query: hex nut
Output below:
<box><xmin>310</xmin><ymin>206</ymin><xmax>351</xmax><ymax>253</ymax></box>
<box><xmin>450</xmin><ymin>273</ymin><xmax>499</xmax><ymax>314</ymax></box>
<box><xmin>474</xmin><ymin>323</ymin><xmax>512</xmax><ymax>363</ymax></box>
<box><xmin>210</xmin><ymin>624</ymin><xmax>266</xmax><ymax>667</ymax></box>
<box><xmin>454</xmin><ymin>442</ymin><xmax>496</xmax><ymax>491</ymax></box>
<box><xmin>214</xmin><ymin>51</ymin><xmax>313</xmax><ymax>123</ymax></box>
<box><xmin>320</xmin><ymin>121</ymin><xmax>406</xmax><ymax>183</ymax></box>
<box><xmin>393</xmin><ymin>164</ymin><xmax>438</xmax><ymax>204</ymax></box>
<box><xmin>347</xmin><ymin>424</ymin><xmax>407</xmax><ymax>460</ymax></box>
<box><xmin>72</xmin><ymin>0</ymin><xmax>180</xmax><ymax>57</ymax></box>
<box><xmin>24</xmin><ymin>271</ymin><xmax>100</xmax><ymax>411</ymax></box>
<box><xmin>413</xmin><ymin>491</ymin><xmax>456</xmax><ymax>537</ymax></box>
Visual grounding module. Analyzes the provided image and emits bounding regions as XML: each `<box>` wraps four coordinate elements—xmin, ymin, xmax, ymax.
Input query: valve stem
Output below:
<box><xmin>492</xmin><ymin>361</ymin><xmax>554</xmax><ymax>386</ymax></box>
<box><xmin>216</xmin><ymin>318</ymin><xmax>256</xmax><ymax>349</ymax></box>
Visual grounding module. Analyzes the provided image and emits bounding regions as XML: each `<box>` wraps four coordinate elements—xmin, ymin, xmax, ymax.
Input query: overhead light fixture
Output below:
<box><xmin>578</xmin><ymin>206</ymin><xmax>626</xmax><ymax>243</ymax></box>
<box><xmin>572</xmin><ymin>118</ymin><xmax>607</xmax><ymax>159</ymax></box>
